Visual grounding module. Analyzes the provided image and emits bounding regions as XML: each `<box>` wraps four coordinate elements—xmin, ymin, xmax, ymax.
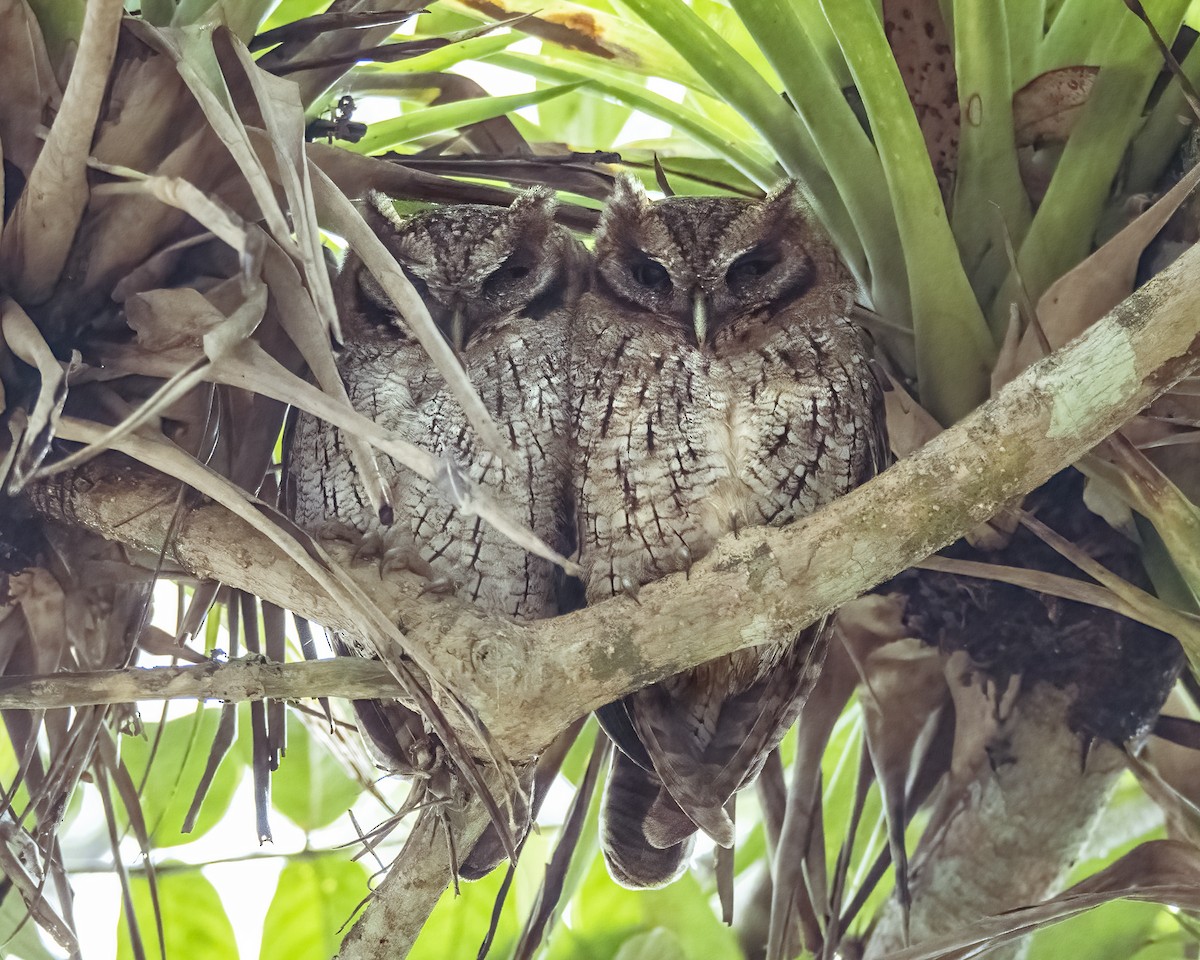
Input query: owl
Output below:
<box><xmin>574</xmin><ymin>176</ymin><xmax>886</xmax><ymax>888</ymax></box>
<box><xmin>286</xmin><ymin>189</ymin><xmax>588</xmax><ymax>868</ymax></box>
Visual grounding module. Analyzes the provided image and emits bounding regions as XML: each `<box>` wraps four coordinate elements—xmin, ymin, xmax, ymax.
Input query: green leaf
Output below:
<box><xmin>1025</xmin><ymin>899</ymin><xmax>1187</xmax><ymax>960</ymax></box>
<box><xmin>492</xmin><ymin>53</ymin><xmax>780</xmax><ymax>186</ymax></box>
<box><xmin>115</xmin><ymin>868</ymin><xmax>237</xmax><ymax>960</ymax></box>
<box><xmin>260</xmin><ymin>856</ymin><xmax>370</xmax><ymax>960</ymax></box>
<box><xmin>538</xmin><ymin>80</ymin><xmax>633</xmax><ymax>150</ymax></box>
<box><xmin>729</xmin><ymin>0</ymin><xmax>907</xmax><ymax>334</ymax></box>
<box><xmin>353</xmin><ymin>82</ymin><xmax>587</xmax><ymax>154</ymax></box>
<box><xmin>547</xmin><ymin>855</ymin><xmax>741</xmax><ymax>959</ymax></box>
<box><xmin>119</xmin><ymin>706</ymin><xmax>244</xmax><ymax>847</ymax></box>
<box><xmin>998</xmin><ymin>0</ymin><xmax>1191</xmax><ymax>319</ymax></box>
<box><xmin>820</xmin><ymin>0</ymin><xmax>995</xmax><ymax>422</ymax></box>
<box><xmin>613</xmin><ymin>928</ymin><xmax>688</xmax><ymax>960</ymax></box>
<box><xmin>409</xmin><ymin>856</ymin><xmax>520</xmax><ymax>960</ymax></box>
<box><xmin>441</xmin><ymin>0</ymin><xmax>704</xmax><ymax>88</ymax></box>
<box><xmin>615</xmin><ymin>0</ymin><xmax>862</xmax><ymax>281</ymax></box>
<box><xmin>271</xmin><ymin>712</ymin><xmax>361</xmax><ymax>833</ymax></box>
<box><xmin>951</xmin><ymin>0</ymin><xmax>1033</xmax><ymax>312</ymax></box>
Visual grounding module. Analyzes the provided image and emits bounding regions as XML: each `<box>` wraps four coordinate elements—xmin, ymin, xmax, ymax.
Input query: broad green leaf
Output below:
<box><xmin>260</xmin><ymin>856</ymin><xmax>369</xmax><ymax>960</ymax></box>
<box><xmin>613</xmin><ymin>928</ymin><xmax>688</xmax><ymax>960</ymax></box>
<box><xmin>115</xmin><ymin>869</ymin><xmax>237</xmax><ymax>960</ymax></box>
<box><xmin>820</xmin><ymin>0</ymin><xmax>995</xmax><ymax>422</ymax></box>
<box><xmin>1025</xmin><ymin>899</ymin><xmax>1187</xmax><ymax>960</ymax></box>
<box><xmin>119</xmin><ymin>706</ymin><xmax>244</xmax><ymax>847</ymax></box>
<box><xmin>549</xmin><ymin>856</ymin><xmax>740</xmax><ymax>959</ymax></box>
<box><xmin>409</xmin><ymin>854</ymin><xmax>521</xmax><ymax>960</ymax></box>
<box><xmin>538</xmin><ymin>79</ymin><xmax>633</xmax><ymax>150</ymax></box>
<box><xmin>353</xmin><ymin>82</ymin><xmax>586</xmax><ymax>154</ymax></box>
<box><xmin>271</xmin><ymin>713</ymin><xmax>361</xmax><ymax>833</ymax></box>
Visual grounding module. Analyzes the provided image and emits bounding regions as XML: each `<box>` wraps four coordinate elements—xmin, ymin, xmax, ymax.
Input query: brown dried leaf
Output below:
<box><xmin>125</xmin><ymin>287</ymin><xmax>224</xmax><ymax>350</ymax></box>
<box><xmin>1013</xmin><ymin>66</ymin><xmax>1099</xmax><ymax>147</ymax></box>
<box><xmin>0</xmin><ymin>0</ymin><xmax>123</xmax><ymax>304</ymax></box>
<box><xmin>1007</xmin><ymin>156</ymin><xmax>1200</xmax><ymax>378</ymax></box>
<box><xmin>1</xmin><ymin>299</ymin><xmax>72</xmax><ymax>490</ymax></box>
<box><xmin>884</xmin><ymin>374</ymin><xmax>942</xmax><ymax>459</ymax></box>
<box><xmin>0</xmin><ymin>0</ymin><xmax>60</xmax><ymax>174</ymax></box>
<box><xmin>883</xmin><ymin>0</ymin><xmax>959</xmax><ymax>201</ymax></box>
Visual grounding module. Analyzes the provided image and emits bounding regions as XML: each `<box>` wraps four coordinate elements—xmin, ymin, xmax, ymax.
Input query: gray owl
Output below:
<box><xmin>574</xmin><ymin>176</ymin><xmax>886</xmax><ymax>888</ymax></box>
<box><xmin>286</xmin><ymin>190</ymin><xmax>587</xmax><ymax>868</ymax></box>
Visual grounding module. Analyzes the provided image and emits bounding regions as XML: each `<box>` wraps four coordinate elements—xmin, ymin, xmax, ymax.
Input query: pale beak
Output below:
<box><xmin>692</xmin><ymin>289</ymin><xmax>709</xmax><ymax>348</ymax></box>
<box><xmin>450</xmin><ymin>307</ymin><xmax>467</xmax><ymax>354</ymax></box>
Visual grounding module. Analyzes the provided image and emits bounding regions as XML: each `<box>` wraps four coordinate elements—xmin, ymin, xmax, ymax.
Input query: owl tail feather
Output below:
<box><xmin>601</xmin><ymin>750</ymin><xmax>696</xmax><ymax>888</ymax></box>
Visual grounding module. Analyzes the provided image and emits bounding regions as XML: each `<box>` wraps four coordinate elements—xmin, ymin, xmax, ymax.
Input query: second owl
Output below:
<box><xmin>573</xmin><ymin>176</ymin><xmax>886</xmax><ymax>887</ymax></box>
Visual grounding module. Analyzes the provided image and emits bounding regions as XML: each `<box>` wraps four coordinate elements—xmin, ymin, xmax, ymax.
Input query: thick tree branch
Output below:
<box><xmin>26</xmin><ymin>241</ymin><xmax>1200</xmax><ymax>761</ymax></box>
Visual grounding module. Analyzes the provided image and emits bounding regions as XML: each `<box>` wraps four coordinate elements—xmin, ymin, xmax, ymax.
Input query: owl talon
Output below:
<box><xmin>619</xmin><ymin>576</ymin><xmax>641</xmax><ymax>604</ymax></box>
<box><xmin>729</xmin><ymin>511</ymin><xmax>742</xmax><ymax>539</ymax></box>
<box><xmin>382</xmin><ymin>546</ymin><xmax>436</xmax><ymax>580</ymax></box>
<box><xmin>675</xmin><ymin>545</ymin><xmax>693</xmax><ymax>578</ymax></box>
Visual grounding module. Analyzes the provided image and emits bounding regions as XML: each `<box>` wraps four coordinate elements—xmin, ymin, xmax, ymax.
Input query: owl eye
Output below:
<box><xmin>726</xmin><ymin>250</ymin><xmax>780</xmax><ymax>286</ymax></box>
<box><xmin>483</xmin><ymin>259</ymin><xmax>534</xmax><ymax>296</ymax></box>
<box><xmin>630</xmin><ymin>258</ymin><xmax>671</xmax><ymax>291</ymax></box>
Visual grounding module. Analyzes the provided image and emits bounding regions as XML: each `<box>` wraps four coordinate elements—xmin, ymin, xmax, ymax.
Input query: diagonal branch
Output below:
<box><xmin>25</xmin><ymin>236</ymin><xmax>1200</xmax><ymax>761</ymax></box>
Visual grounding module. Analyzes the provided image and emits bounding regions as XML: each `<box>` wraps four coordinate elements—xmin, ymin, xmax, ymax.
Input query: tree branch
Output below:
<box><xmin>27</xmin><ymin>240</ymin><xmax>1200</xmax><ymax>760</ymax></box>
<box><xmin>0</xmin><ymin>658</ymin><xmax>400</xmax><ymax>710</ymax></box>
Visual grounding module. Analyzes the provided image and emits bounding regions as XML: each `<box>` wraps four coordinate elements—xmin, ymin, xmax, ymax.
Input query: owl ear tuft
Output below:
<box><xmin>504</xmin><ymin>186</ymin><xmax>558</xmax><ymax>241</ymax></box>
<box><xmin>759</xmin><ymin>179</ymin><xmax>808</xmax><ymax>217</ymax></box>
<box><xmin>597</xmin><ymin>174</ymin><xmax>652</xmax><ymax>244</ymax></box>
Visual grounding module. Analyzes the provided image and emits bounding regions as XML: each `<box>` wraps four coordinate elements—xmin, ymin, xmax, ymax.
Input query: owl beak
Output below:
<box><xmin>692</xmin><ymin>289</ymin><xmax>709</xmax><ymax>348</ymax></box>
<box><xmin>450</xmin><ymin>307</ymin><xmax>467</xmax><ymax>354</ymax></box>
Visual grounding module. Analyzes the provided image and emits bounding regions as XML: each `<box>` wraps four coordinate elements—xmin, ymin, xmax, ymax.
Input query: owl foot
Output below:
<box><xmin>381</xmin><ymin>546</ymin><xmax>460</xmax><ymax>597</ymax></box>
<box><xmin>351</xmin><ymin>531</ymin><xmax>386</xmax><ymax>567</ymax></box>
<box><xmin>729</xmin><ymin>510</ymin><xmax>743</xmax><ymax>539</ymax></box>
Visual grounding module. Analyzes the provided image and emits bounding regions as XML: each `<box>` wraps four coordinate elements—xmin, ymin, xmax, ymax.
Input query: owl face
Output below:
<box><xmin>593</xmin><ymin>177</ymin><xmax>826</xmax><ymax>347</ymax></box>
<box><xmin>356</xmin><ymin>188</ymin><xmax>569</xmax><ymax>351</ymax></box>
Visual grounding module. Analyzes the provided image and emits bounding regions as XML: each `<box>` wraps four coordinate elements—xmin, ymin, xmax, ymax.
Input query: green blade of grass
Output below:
<box><xmin>352</xmin><ymin>81</ymin><xmax>586</xmax><ymax>154</ymax></box>
<box><xmin>820</xmin><ymin>0</ymin><xmax>995</xmax><ymax>423</ymax></box>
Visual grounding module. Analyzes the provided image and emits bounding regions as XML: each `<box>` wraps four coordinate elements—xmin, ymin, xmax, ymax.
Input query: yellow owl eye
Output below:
<box><xmin>630</xmin><ymin>258</ymin><xmax>671</xmax><ymax>291</ymax></box>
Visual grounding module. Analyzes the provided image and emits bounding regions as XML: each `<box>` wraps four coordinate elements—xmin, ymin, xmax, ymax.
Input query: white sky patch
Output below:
<box><xmin>646</xmin><ymin>76</ymin><xmax>686</xmax><ymax>102</ymax></box>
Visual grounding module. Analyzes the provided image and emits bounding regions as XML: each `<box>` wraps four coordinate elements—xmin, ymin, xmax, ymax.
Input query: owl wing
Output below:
<box><xmin>600</xmin><ymin>621</ymin><xmax>830</xmax><ymax>888</ymax></box>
